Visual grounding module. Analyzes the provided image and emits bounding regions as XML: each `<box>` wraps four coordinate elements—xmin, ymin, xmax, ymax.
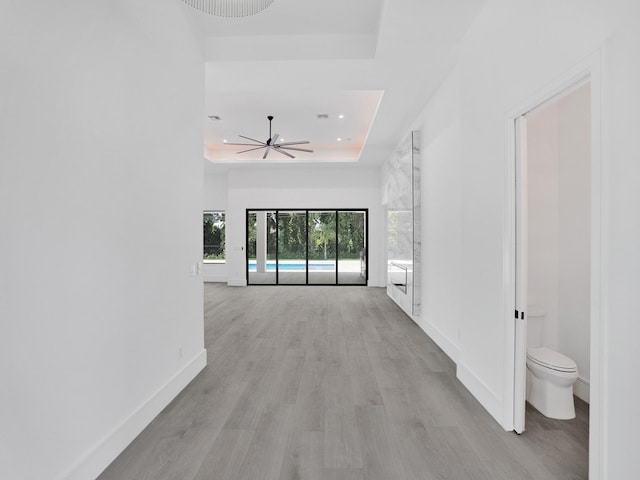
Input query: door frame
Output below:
<box><xmin>502</xmin><ymin>52</ymin><xmax>604</xmax><ymax>478</ymax></box>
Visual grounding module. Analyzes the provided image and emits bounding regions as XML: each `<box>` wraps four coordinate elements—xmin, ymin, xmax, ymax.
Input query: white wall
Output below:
<box><xmin>203</xmin><ymin>171</ymin><xmax>228</xmax><ymax>282</ymax></box>
<box><xmin>526</xmin><ymin>102</ymin><xmax>560</xmax><ymax>350</ymax></box>
<box><xmin>224</xmin><ymin>165</ymin><xmax>383</xmax><ymax>287</ymax></box>
<box><xmin>411</xmin><ymin>72</ymin><xmax>465</xmax><ymax>362</ymax></box>
<box><xmin>0</xmin><ymin>2</ymin><xmax>205</xmax><ymax>479</ymax></box>
<box><xmin>407</xmin><ymin>1</ymin><xmax>640</xmax><ymax>477</ymax></box>
<box><xmin>600</xmin><ymin>22</ymin><xmax>640</xmax><ymax>478</ymax></box>
<box><xmin>558</xmin><ymin>84</ymin><xmax>591</xmax><ymax>400</ymax></box>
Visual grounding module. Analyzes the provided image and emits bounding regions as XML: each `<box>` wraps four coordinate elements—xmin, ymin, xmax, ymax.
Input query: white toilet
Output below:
<box><xmin>526</xmin><ymin>346</ymin><xmax>578</xmax><ymax>419</ymax></box>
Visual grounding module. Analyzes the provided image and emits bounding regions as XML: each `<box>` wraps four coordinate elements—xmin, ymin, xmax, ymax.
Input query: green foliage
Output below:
<box><xmin>204</xmin><ymin>211</ymin><xmax>225</xmax><ymax>260</ymax></box>
<box><xmin>247</xmin><ymin>210</ymin><xmax>366</xmax><ymax>261</ymax></box>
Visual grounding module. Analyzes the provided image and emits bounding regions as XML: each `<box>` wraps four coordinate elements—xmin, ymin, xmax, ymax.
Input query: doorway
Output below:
<box><xmin>246</xmin><ymin>209</ymin><xmax>368</xmax><ymax>286</ymax></box>
<box><xmin>506</xmin><ymin>56</ymin><xmax>603</xmax><ymax>478</ymax></box>
<box><xmin>514</xmin><ymin>80</ymin><xmax>592</xmax><ymax>431</ymax></box>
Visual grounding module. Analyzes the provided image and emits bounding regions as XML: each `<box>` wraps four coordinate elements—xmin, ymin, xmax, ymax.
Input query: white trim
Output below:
<box><xmin>203</xmin><ymin>275</ymin><xmax>227</xmax><ymax>283</ymax></box>
<box><xmin>412</xmin><ymin>316</ymin><xmax>460</xmax><ymax>363</ymax></box>
<box><xmin>227</xmin><ymin>278</ymin><xmax>248</xmax><ymax>287</ymax></box>
<box><xmin>502</xmin><ymin>111</ymin><xmax>518</xmax><ymax>431</ymax></box>
<box><xmin>57</xmin><ymin>350</ymin><xmax>207</xmax><ymax>480</ymax></box>
<box><xmin>589</xmin><ymin>48</ymin><xmax>606</xmax><ymax>480</ymax></box>
<box><xmin>574</xmin><ymin>376</ymin><xmax>591</xmax><ymax>404</ymax></box>
<box><xmin>502</xmin><ymin>50</ymin><xmax>604</xmax><ymax>479</ymax></box>
<box><xmin>457</xmin><ymin>362</ymin><xmax>503</xmax><ymax>425</ymax></box>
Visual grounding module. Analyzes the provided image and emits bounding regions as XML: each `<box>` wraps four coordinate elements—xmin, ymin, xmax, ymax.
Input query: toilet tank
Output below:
<box><xmin>527</xmin><ymin>308</ymin><xmax>546</xmax><ymax>348</ymax></box>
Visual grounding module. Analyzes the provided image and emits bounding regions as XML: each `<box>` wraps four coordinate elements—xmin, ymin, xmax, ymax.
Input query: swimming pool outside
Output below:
<box><xmin>247</xmin><ymin>259</ymin><xmax>361</xmax><ymax>272</ymax></box>
<box><xmin>248</xmin><ymin>261</ymin><xmax>334</xmax><ymax>272</ymax></box>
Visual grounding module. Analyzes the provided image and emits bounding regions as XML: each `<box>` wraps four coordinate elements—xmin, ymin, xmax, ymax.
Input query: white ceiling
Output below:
<box><xmin>192</xmin><ymin>0</ymin><xmax>384</xmax><ymax>37</ymax></box>
<box><xmin>179</xmin><ymin>0</ymin><xmax>487</xmax><ymax>171</ymax></box>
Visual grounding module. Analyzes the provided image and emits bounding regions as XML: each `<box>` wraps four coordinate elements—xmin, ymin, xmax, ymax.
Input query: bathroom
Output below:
<box><xmin>525</xmin><ymin>81</ymin><xmax>591</xmax><ymax>418</ymax></box>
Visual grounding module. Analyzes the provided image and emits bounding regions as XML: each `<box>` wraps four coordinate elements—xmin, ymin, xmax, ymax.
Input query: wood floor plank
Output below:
<box><xmin>345</xmin><ymin>337</ymin><xmax>384</xmax><ymax>407</ymax></box>
<box><xmin>323</xmin><ymin>407</ymin><xmax>363</xmax><ymax>469</ymax></box>
<box><xmin>294</xmin><ymin>360</ymin><xmax>326</xmax><ymax>432</ymax></box>
<box><xmin>234</xmin><ymin>403</ymin><xmax>295</xmax><ymax>480</ymax></box>
<box><xmin>192</xmin><ymin>428</ymin><xmax>254</xmax><ymax>480</ymax></box>
<box><xmin>322</xmin><ymin>468</ymin><xmax>364</xmax><ymax>480</ymax></box>
<box><xmin>279</xmin><ymin>430</ymin><xmax>324</xmax><ymax>480</ymax></box>
<box><xmin>354</xmin><ymin>405</ymin><xmax>407</xmax><ymax>480</ymax></box>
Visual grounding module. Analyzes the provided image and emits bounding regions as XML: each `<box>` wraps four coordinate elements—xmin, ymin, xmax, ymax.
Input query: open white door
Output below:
<box><xmin>514</xmin><ymin>115</ymin><xmax>528</xmax><ymax>434</ymax></box>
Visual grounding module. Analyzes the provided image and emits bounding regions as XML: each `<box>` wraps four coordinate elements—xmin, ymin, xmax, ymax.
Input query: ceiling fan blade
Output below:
<box><xmin>279</xmin><ymin>146</ymin><xmax>314</xmax><ymax>153</ymax></box>
<box><xmin>262</xmin><ymin>146</ymin><xmax>272</xmax><ymax>159</ymax></box>
<box><xmin>236</xmin><ymin>146</ymin><xmax>267</xmax><ymax>154</ymax></box>
<box><xmin>239</xmin><ymin>135</ymin><xmax>265</xmax><ymax>144</ymax></box>
<box><xmin>275</xmin><ymin>140</ymin><xmax>310</xmax><ymax>147</ymax></box>
<box><xmin>270</xmin><ymin>133</ymin><xmax>279</xmax><ymax>145</ymax></box>
<box><xmin>225</xmin><ymin>142</ymin><xmax>265</xmax><ymax>146</ymax></box>
<box><xmin>273</xmin><ymin>147</ymin><xmax>295</xmax><ymax>159</ymax></box>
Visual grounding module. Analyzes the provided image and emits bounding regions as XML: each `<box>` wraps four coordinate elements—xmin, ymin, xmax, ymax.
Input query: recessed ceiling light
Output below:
<box><xmin>338</xmin><ymin>114</ymin><xmax>344</xmax><ymax>119</ymax></box>
<box><xmin>223</xmin><ymin>139</ymin><xmax>227</xmax><ymax>143</ymax></box>
<box><xmin>337</xmin><ymin>138</ymin><xmax>342</xmax><ymax>142</ymax></box>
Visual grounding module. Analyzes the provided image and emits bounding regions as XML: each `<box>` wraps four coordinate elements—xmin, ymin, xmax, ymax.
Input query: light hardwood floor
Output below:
<box><xmin>99</xmin><ymin>284</ymin><xmax>588</xmax><ymax>480</ymax></box>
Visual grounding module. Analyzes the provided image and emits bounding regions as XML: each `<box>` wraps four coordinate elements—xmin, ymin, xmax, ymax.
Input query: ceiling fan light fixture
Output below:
<box><xmin>181</xmin><ymin>0</ymin><xmax>276</xmax><ymax>17</ymax></box>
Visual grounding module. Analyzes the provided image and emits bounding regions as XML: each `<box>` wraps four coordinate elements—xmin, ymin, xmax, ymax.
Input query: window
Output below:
<box><xmin>203</xmin><ymin>211</ymin><xmax>225</xmax><ymax>262</ymax></box>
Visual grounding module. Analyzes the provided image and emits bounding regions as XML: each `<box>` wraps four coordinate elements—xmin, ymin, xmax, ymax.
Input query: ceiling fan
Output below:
<box><xmin>226</xmin><ymin>115</ymin><xmax>313</xmax><ymax>159</ymax></box>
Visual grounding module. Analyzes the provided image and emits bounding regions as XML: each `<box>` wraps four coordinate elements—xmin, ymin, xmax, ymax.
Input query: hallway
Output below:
<box><xmin>99</xmin><ymin>284</ymin><xmax>588</xmax><ymax>480</ymax></box>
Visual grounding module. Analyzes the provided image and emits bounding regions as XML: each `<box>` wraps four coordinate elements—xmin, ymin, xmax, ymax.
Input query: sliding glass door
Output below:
<box><xmin>338</xmin><ymin>210</ymin><xmax>367</xmax><ymax>285</ymax></box>
<box><xmin>247</xmin><ymin>210</ymin><xmax>277</xmax><ymax>285</ymax></box>
<box><xmin>308</xmin><ymin>210</ymin><xmax>336</xmax><ymax>284</ymax></box>
<box><xmin>246</xmin><ymin>209</ymin><xmax>368</xmax><ymax>286</ymax></box>
<box><xmin>278</xmin><ymin>211</ymin><xmax>307</xmax><ymax>285</ymax></box>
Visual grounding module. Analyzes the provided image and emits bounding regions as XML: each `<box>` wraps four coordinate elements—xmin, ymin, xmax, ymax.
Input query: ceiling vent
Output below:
<box><xmin>317</xmin><ymin>114</ymin><xmax>329</xmax><ymax>119</ymax></box>
<box><xmin>208</xmin><ymin>115</ymin><xmax>222</xmax><ymax>121</ymax></box>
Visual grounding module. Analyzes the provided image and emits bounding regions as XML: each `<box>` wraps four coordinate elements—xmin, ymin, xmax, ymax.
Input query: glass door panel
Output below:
<box><xmin>277</xmin><ymin>211</ymin><xmax>307</xmax><ymax>285</ymax></box>
<box><xmin>338</xmin><ymin>211</ymin><xmax>367</xmax><ymax>285</ymax></box>
<box><xmin>247</xmin><ymin>210</ymin><xmax>277</xmax><ymax>285</ymax></box>
<box><xmin>308</xmin><ymin>211</ymin><xmax>337</xmax><ymax>285</ymax></box>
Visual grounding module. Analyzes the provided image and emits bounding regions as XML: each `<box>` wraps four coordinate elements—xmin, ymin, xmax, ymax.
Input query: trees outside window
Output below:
<box><xmin>203</xmin><ymin>211</ymin><xmax>225</xmax><ymax>262</ymax></box>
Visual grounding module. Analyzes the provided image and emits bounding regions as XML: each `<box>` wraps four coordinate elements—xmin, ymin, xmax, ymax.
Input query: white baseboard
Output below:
<box><xmin>57</xmin><ymin>349</ymin><xmax>207</xmax><ymax>480</ymax></box>
<box><xmin>457</xmin><ymin>361</ymin><xmax>503</xmax><ymax>426</ymax></box>
<box><xmin>203</xmin><ymin>275</ymin><xmax>227</xmax><ymax>283</ymax></box>
<box><xmin>574</xmin><ymin>376</ymin><xmax>590</xmax><ymax>404</ymax></box>
<box><xmin>412</xmin><ymin>316</ymin><xmax>460</xmax><ymax>363</ymax></box>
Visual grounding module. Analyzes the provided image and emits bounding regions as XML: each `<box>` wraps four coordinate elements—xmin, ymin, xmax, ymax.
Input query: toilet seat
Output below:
<box><xmin>527</xmin><ymin>347</ymin><xmax>577</xmax><ymax>373</ymax></box>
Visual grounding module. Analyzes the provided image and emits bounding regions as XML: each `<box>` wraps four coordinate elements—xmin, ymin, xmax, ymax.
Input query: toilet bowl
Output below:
<box><xmin>526</xmin><ymin>346</ymin><xmax>578</xmax><ymax>420</ymax></box>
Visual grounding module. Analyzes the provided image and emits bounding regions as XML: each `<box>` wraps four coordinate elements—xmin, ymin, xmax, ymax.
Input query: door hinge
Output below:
<box><xmin>515</xmin><ymin>309</ymin><xmax>525</xmax><ymax>320</ymax></box>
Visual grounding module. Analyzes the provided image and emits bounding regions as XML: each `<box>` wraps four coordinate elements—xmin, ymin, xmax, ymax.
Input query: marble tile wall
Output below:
<box><xmin>412</xmin><ymin>131</ymin><xmax>422</xmax><ymax>316</ymax></box>
<box><xmin>382</xmin><ymin>131</ymin><xmax>421</xmax><ymax>317</ymax></box>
